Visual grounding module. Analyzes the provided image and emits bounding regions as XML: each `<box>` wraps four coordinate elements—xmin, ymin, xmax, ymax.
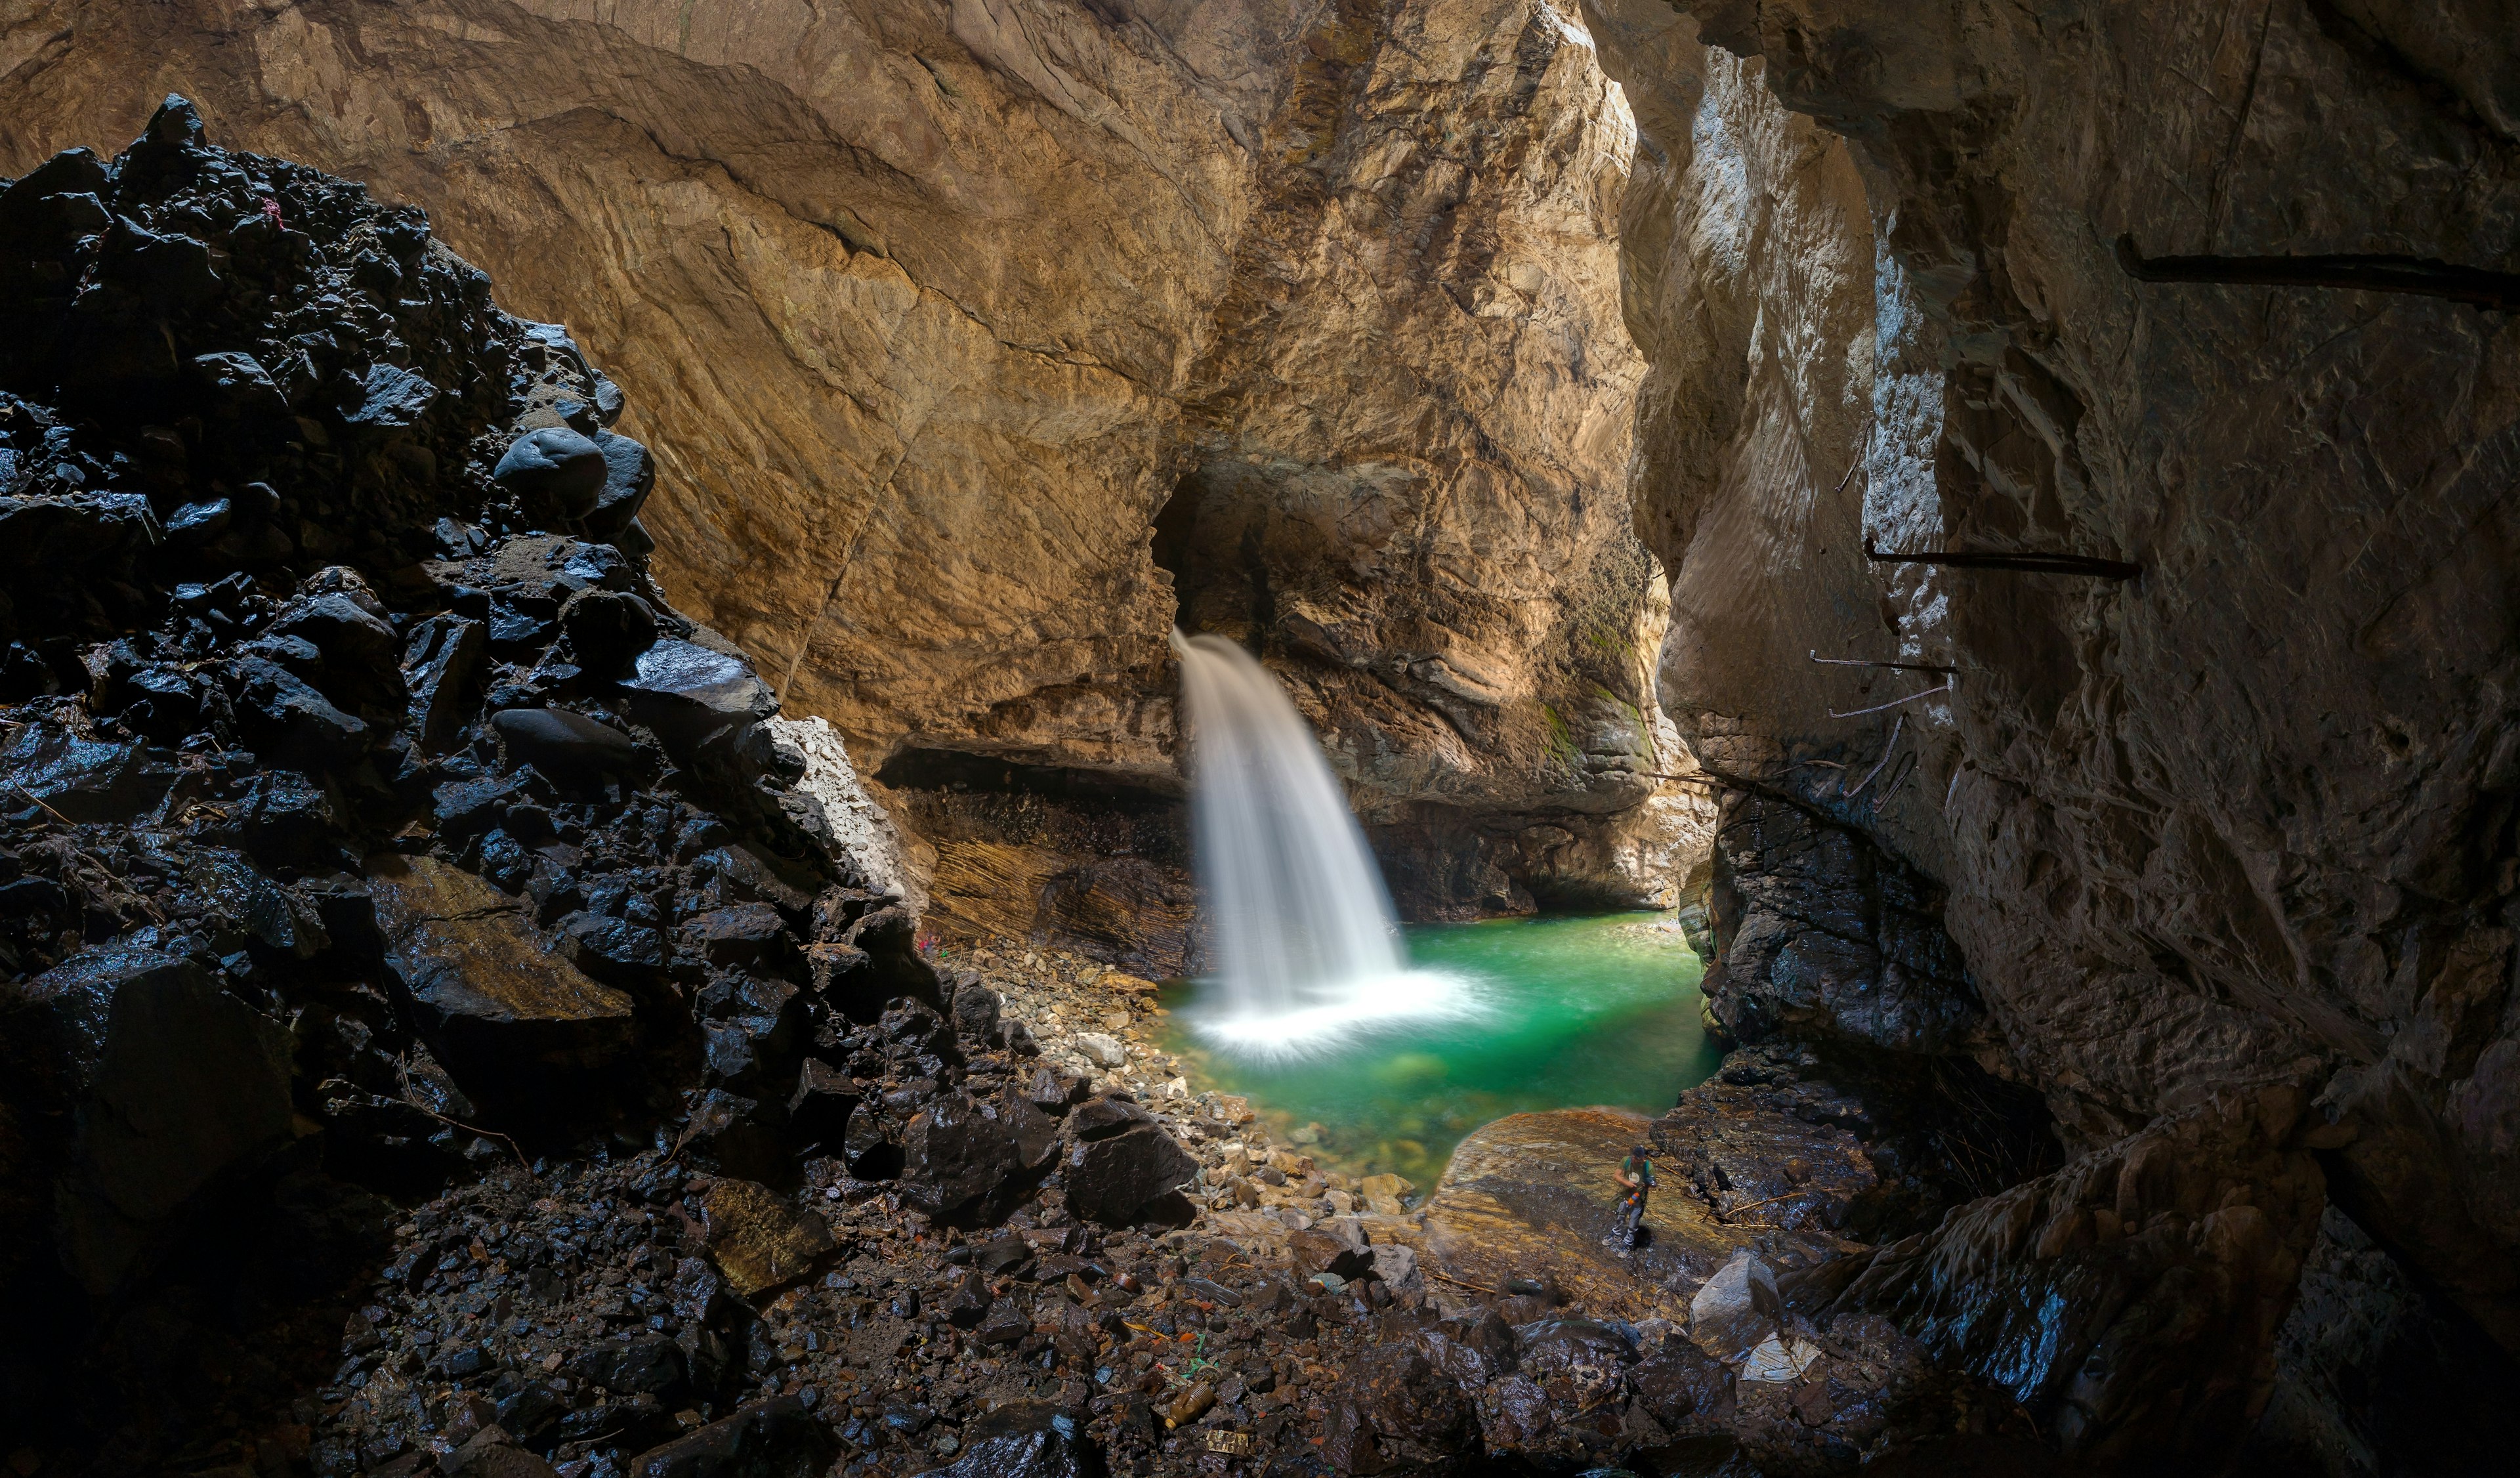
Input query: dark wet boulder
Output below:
<box><xmin>900</xmin><ymin>1089</ymin><xmax>1060</xmax><ymax>1222</ymax></box>
<box><xmin>702</xmin><ymin>997</ymin><xmax>801</xmax><ymax>1093</ymax></box>
<box><xmin>1062</xmin><ymin>1123</ymin><xmax>1198</xmax><ymax>1227</ymax></box>
<box><xmin>226</xmin><ymin>655</ymin><xmax>368</xmax><ymax>770</ymax></box>
<box><xmin>339</xmin><ymin>362</ymin><xmax>438</xmax><ymax>432</ymax></box>
<box><xmin>494</xmin><ymin>427</ymin><xmax>606</xmax><ymax>518</ymax></box>
<box><xmin>1628</xmin><ymin>1335</ymin><xmax>1734</xmax><ymax>1434</ymax></box>
<box><xmin>948</xmin><ymin>981</ymin><xmax>1002</xmax><ymax>1044</ymax></box>
<box><xmin>879</xmin><ymin>996</ymin><xmax>954</xmax><ymax>1057</ymax></box>
<box><xmin>236</xmin><ymin>768</ymin><xmax>344</xmax><ymax>869</ymax></box>
<box><xmin>101</xmin><ymin>663</ymin><xmax>205</xmax><ymax>741</ymax></box>
<box><xmin>14</xmin><ymin>947</ymin><xmax>294</xmax><ymax>1292</ymax></box>
<box><xmin>182</xmin><ymin>848</ymin><xmax>326</xmax><ymax>959</ymax></box>
<box><xmin>0</xmin><ymin>719</ymin><xmax>179</xmax><ymax>822</ymax></box>
<box><xmin>559</xmin><ymin>586</ymin><xmax>658</xmax><ymax>677</ymax></box>
<box><xmin>684</xmin><ymin>902</ymin><xmax>790</xmax><ymax>967</ymax></box>
<box><xmin>568</xmin><ymin>1334</ymin><xmax>689</xmax><ymax>1399</ymax></box>
<box><xmin>1024</xmin><ymin>1064</ymin><xmax>1089</xmax><ymax>1115</ymax></box>
<box><xmin>1513</xmin><ymin>1318</ymin><xmax>1636</xmax><ymax>1412</ymax></box>
<box><xmin>618</xmin><ymin>636</ymin><xmax>777</xmax><ymax>746</ymax></box>
<box><xmin>1287</xmin><ymin>1225</ymin><xmax>1373</xmax><ymax>1282</ymax></box>
<box><xmin>975</xmin><ymin>1298</ymin><xmax>1032</xmax><ymax>1345</ymax></box>
<box><xmin>432</xmin><ymin>770</ymin><xmax>547</xmax><ymax>847</ymax></box>
<box><xmin>626</xmin><ymin>1393</ymin><xmax>831</xmax><ymax>1478</ymax></box>
<box><xmin>676</xmin><ymin>1089</ymin><xmax>788</xmax><ymax>1183</ymax></box>
<box><xmin>1065</xmin><ymin>1095</ymin><xmax>1154</xmax><ymax>1142</ymax></box>
<box><xmin>1324</xmin><ymin>1344</ymin><xmax>1475</xmax><ymax>1472</ymax></box>
<box><xmin>190</xmin><ymin>348</ymin><xmax>289</xmax><ymax>419</ymax></box>
<box><xmin>587</xmin><ymin>428</ymin><xmax>656</xmax><ymax>538</ymax></box>
<box><xmin>942</xmin><ymin>1269</ymin><xmax>992</xmax><ymax>1328</ymax></box>
<box><xmin>786</xmin><ymin>1059</ymin><xmax>858</xmax><ymax>1149</ymax></box>
<box><xmin>403</xmin><ymin>614</ymin><xmax>486</xmax><ymax>750</ymax></box>
<box><xmin>491</xmin><ymin>706</ymin><xmax>639</xmax><ymax>790</ymax></box>
<box><xmin>921</xmin><ymin>1401</ymin><xmax>1099</xmax><ymax>1478</ymax></box>
<box><xmin>366</xmin><ymin>853</ymin><xmax>635</xmax><ymax>1114</ymax></box>
<box><xmin>268</xmin><ymin>589</ymin><xmax>404</xmax><ymax>711</ymax></box>
<box><xmin>1810</xmin><ymin>1099</ymin><xmax>2323</xmax><ymax>1466</ymax></box>
<box><xmin>1420</xmin><ymin>1308</ymin><xmax>1517</xmax><ymax>1386</ymax></box>
<box><xmin>553</xmin><ymin>909</ymin><xmax>667</xmax><ymax>986</ymax></box>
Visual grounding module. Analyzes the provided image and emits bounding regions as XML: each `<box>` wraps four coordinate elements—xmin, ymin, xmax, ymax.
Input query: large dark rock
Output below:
<box><xmin>627</xmin><ymin>1394</ymin><xmax>831</xmax><ymax>1478</ymax></box>
<box><xmin>674</xmin><ymin>1089</ymin><xmax>788</xmax><ymax>1183</ymax></box>
<box><xmin>1061</xmin><ymin>1122</ymin><xmax>1197</xmax><ymax>1227</ymax></box>
<box><xmin>618</xmin><ymin>637</ymin><xmax>777</xmax><ymax>746</ymax></box>
<box><xmin>585</xmin><ymin>429</ymin><xmax>656</xmax><ymax>538</ymax></box>
<box><xmin>568</xmin><ymin>1335</ymin><xmax>690</xmax><ymax>1400</ymax></box>
<box><xmin>490</xmin><ymin>706</ymin><xmax>640</xmax><ymax>791</ymax></box>
<box><xmin>402</xmin><ymin>613</ymin><xmax>486</xmax><ymax>751</ymax></box>
<box><xmin>1324</xmin><ymin>1343</ymin><xmax>1475</xmax><ymax>1473</ymax></box>
<box><xmin>1704</xmin><ymin>794</ymin><xmax>1981</xmax><ymax>1055</ymax></box>
<box><xmin>558</xmin><ymin>587</ymin><xmax>657</xmax><ymax>677</ymax></box>
<box><xmin>266</xmin><ymin>588</ymin><xmax>404</xmax><ymax>711</ymax></box>
<box><xmin>919</xmin><ymin>1401</ymin><xmax>1101</xmax><ymax>1478</ymax></box>
<box><xmin>225</xmin><ymin>656</ymin><xmax>368</xmax><ymax>771</ymax></box>
<box><xmin>494</xmin><ymin>427</ymin><xmax>606</xmax><ymax>518</ymax></box>
<box><xmin>1803</xmin><ymin>1094</ymin><xmax>2324</xmax><ymax>1468</ymax></box>
<box><xmin>13</xmin><ymin>947</ymin><xmax>294</xmax><ymax>1292</ymax></box>
<box><xmin>1063</xmin><ymin>1095</ymin><xmax>1153</xmax><ymax>1142</ymax></box>
<box><xmin>786</xmin><ymin>1059</ymin><xmax>858</xmax><ymax>1151</ymax></box>
<box><xmin>0</xmin><ymin>719</ymin><xmax>178</xmax><ymax>822</ymax></box>
<box><xmin>366</xmin><ymin>853</ymin><xmax>635</xmax><ymax>1115</ymax></box>
<box><xmin>899</xmin><ymin>1089</ymin><xmax>1059</xmax><ymax>1223</ymax></box>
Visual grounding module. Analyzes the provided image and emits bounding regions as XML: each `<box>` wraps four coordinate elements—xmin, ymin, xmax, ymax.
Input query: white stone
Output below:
<box><xmin>766</xmin><ymin>716</ymin><xmax>914</xmax><ymax>906</ymax></box>
<box><xmin>1739</xmin><ymin>1334</ymin><xmax>1824</xmax><ymax>1384</ymax></box>
<box><xmin>1074</xmin><ymin>1033</ymin><xmax>1125</xmax><ymax>1068</ymax></box>
<box><xmin>1688</xmin><ymin>1248</ymin><xmax>1782</xmax><ymax>1360</ymax></box>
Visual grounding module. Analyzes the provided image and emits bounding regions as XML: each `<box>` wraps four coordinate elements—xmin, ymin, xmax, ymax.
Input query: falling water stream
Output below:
<box><xmin>1167</xmin><ymin>629</ymin><xmax>1716</xmax><ymax>1187</ymax></box>
<box><xmin>1169</xmin><ymin>629</ymin><xmax>1477</xmax><ymax>1055</ymax></box>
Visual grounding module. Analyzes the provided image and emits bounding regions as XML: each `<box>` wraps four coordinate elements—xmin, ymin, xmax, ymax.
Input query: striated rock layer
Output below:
<box><xmin>1582</xmin><ymin>0</ymin><xmax>2520</xmax><ymax>1467</ymax></box>
<box><xmin>0</xmin><ymin>0</ymin><xmax>1715</xmax><ymax>931</ymax></box>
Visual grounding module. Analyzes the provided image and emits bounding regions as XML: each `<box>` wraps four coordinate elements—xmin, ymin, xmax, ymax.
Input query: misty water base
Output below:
<box><xmin>1158</xmin><ymin>912</ymin><xmax>1721</xmax><ymax>1192</ymax></box>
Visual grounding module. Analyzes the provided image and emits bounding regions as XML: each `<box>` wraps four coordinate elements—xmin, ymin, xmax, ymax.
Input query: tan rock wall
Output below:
<box><xmin>0</xmin><ymin>0</ymin><xmax>1712</xmax><ymax>914</ymax></box>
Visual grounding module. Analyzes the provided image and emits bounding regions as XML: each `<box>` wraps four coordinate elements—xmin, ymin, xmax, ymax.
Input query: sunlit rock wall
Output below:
<box><xmin>0</xmin><ymin>0</ymin><xmax>1712</xmax><ymax>929</ymax></box>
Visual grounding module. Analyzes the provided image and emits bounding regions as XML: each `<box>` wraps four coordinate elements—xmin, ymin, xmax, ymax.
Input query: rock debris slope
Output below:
<box><xmin>1580</xmin><ymin>0</ymin><xmax>2520</xmax><ymax>1469</ymax></box>
<box><xmin>0</xmin><ymin>0</ymin><xmax>1715</xmax><ymax>931</ymax></box>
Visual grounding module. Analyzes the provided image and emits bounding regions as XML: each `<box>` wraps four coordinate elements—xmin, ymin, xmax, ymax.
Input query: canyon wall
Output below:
<box><xmin>0</xmin><ymin>0</ymin><xmax>1711</xmax><ymax>947</ymax></box>
<box><xmin>1584</xmin><ymin>0</ymin><xmax>2520</xmax><ymax>1460</ymax></box>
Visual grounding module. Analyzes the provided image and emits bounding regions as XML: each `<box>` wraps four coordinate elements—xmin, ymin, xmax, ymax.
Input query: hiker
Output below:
<box><xmin>1612</xmin><ymin>1142</ymin><xmax>1656</xmax><ymax>1248</ymax></box>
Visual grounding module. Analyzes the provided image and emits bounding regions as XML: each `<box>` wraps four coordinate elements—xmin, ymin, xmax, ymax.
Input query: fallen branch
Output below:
<box><xmin>1425</xmin><ymin>1269</ymin><xmax>1502</xmax><ymax>1296</ymax></box>
<box><xmin>1828</xmin><ymin>679</ymin><xmax>1953</xmax><ymax>720</ymax></box>
<box><xmin>396</xmin><ymin>1057</ymin><xmax>536</xmax><ymax>1176</ymax></box>
<box><xmin>1865</xmin><ymin>539</ymin><xmax>2139</xmax><ymax>580</ymax></box>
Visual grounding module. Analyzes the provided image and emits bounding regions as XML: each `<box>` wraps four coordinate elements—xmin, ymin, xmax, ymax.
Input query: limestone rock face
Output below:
<box><xmin>1582</xmin><ymin>0</ymin><xmax>2520</xmax><ymax>1383</ymax></box>
<box><xmin>0</xmin><ymin>0</ymin><xmax>1711</xmax><ymax>919</ymax></box>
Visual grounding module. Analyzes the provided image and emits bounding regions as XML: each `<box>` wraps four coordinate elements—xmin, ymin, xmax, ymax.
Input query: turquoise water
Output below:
<box><xmin>1157</xmin><ymin>912</ymin><xmax>1719</xmax><ymax>1193</ymax></box>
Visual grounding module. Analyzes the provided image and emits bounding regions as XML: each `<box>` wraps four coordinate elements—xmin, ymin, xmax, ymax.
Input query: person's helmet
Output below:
<box><xmin>1631</xmin><ymin>1143</ymin><xmax>1651</xmax><ymax>1158</ymax></box>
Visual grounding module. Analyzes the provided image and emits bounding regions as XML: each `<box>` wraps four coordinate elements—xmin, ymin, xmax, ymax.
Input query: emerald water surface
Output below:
<box><xmin>1158</xmin><ymin>912</ymin><xmax>1719</xmax><ymax>1192</ymax></box>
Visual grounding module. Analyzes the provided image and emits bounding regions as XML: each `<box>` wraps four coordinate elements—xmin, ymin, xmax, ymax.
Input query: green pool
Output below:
<box><xmin>1157</xmin><ymin>912</ymin><xmax>1719</xmax><ymax>1192</ymax></box>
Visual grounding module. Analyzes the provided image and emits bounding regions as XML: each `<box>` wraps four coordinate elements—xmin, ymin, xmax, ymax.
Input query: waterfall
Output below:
<box><xmin>1170</xmin><ymin>629</ymin><xmax>1475</xmax><ymax>1057</ymax></box>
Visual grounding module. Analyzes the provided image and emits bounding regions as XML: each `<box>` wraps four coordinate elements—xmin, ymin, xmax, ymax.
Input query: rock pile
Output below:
<box><xmin>0</xmin><ymin>100</ymin><xmax>1216</xmax><ymax>1476</ymax></box>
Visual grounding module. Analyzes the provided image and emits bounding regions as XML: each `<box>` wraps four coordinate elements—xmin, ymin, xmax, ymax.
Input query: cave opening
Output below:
<box><xmin>10</xmin><ymin>0</ymin><xmax>2513</xmax><ymax>1471</ymax></box>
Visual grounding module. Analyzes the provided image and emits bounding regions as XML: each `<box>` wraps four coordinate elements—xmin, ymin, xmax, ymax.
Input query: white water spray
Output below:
<box><xmin>1169</xmin><ymin>629</ymin><xmax>1477</xmax><ymax>1057</ymax></box>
